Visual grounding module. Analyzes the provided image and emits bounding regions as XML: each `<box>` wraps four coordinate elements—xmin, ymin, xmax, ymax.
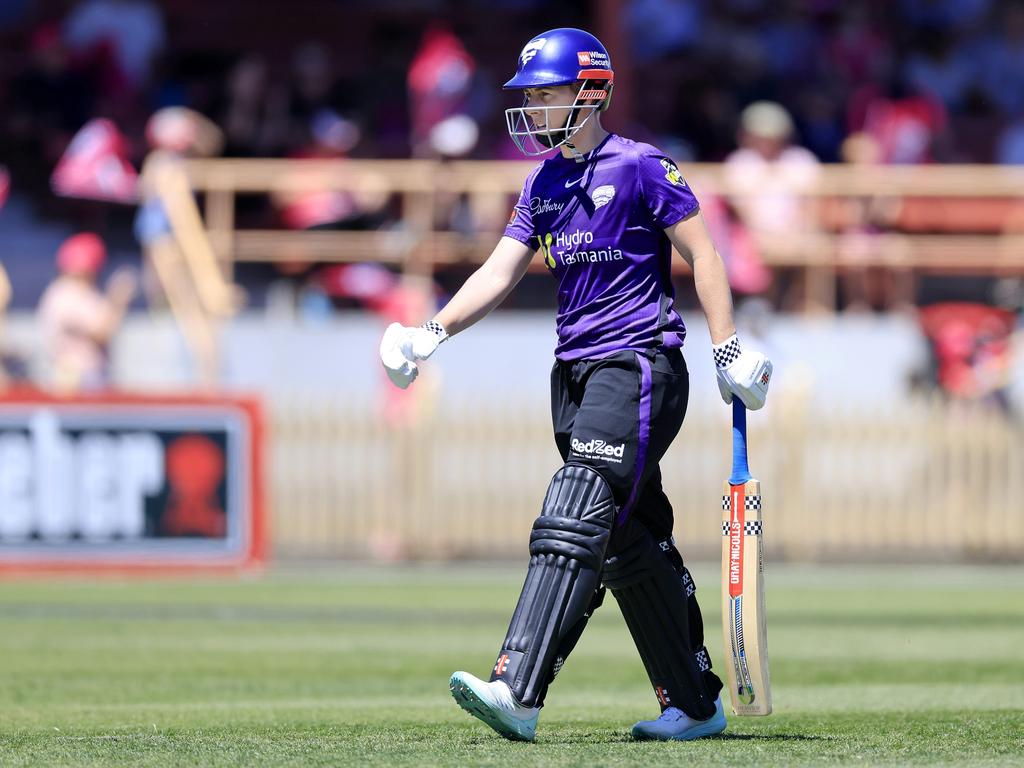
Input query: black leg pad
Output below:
<box><xmin>489</xmin><ymin>464</ymin><xmax>616</xmax><ymax>707</ymax></box>
<box><xmin>603</xmin><ymin>520</ymin><xmax>720</xmax><ymax>719</ymax></box>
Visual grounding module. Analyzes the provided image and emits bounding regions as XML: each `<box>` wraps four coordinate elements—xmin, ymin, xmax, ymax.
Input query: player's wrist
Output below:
<box><xmin>420</xmin><ymin>320</ymin><xmax>448</xmax><ymax>344</ymax></box>
<box><xmin>712</xmin><ymin>334</ymin><xmax>741</xmax><ymax>370</ymax></box>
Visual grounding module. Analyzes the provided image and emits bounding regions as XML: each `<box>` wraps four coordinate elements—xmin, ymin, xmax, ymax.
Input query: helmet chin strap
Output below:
<box><xmin>564</xmin><ymin>138</ymin><xmax>586</xmax><ymax>162</ymax></box>
<box><xmin>536</xmin><ymin>112</ymin><xmax>572</xmax><ymax>150</ymax></box>
<box><xmin>538</xmin><ymin>126</ymin><xmax>584</xmax><ymax>162</ymax></box>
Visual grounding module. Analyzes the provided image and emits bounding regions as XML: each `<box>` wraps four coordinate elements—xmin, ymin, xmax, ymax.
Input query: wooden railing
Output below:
<box><xmin>181</xmin><ymin>159</ymin><xmax>1024</xmax><ymax>270</ymax></box>
<box><xmin>136</xmin><ymin>159</ymin><xmax>1024</xmax><ymax>559</ymax></box>
<box><xmin>148</xmin><ymin>159</ymin><xmax>1024</xmax><ymax>382</ymax></box>
<box><xmin>268</xmin><ymin>393</ymin><xmax>1024</xmax><ymax>561</ymax></box>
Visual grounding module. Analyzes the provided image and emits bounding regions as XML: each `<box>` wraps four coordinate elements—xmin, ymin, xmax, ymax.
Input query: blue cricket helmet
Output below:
<box><xmin>503</xmin><ymin>28</ymin><xmax>615</xmax><ymax>156</ymax></box>
<box><xmin>504</xmin><ymin>28</ymin><xmax>614</xmax><ymax>90</ymax></box>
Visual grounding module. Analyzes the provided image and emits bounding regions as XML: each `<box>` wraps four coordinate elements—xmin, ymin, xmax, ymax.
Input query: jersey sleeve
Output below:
<box><xmin>638</xmin><ymin>153</ymin><xmax>700</xmax><ymax>229</ymax></box>
<box><xmin>502</xmin><ymin>168</ymin><xmax>539</xmax><ymax>246</ymax></box>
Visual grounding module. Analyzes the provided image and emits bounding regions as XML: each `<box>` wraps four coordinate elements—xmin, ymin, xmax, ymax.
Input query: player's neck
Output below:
<box><xmin>560</xmin><ymin>121</ymin><xmax>608</xmax><ymax>159</ymax></box>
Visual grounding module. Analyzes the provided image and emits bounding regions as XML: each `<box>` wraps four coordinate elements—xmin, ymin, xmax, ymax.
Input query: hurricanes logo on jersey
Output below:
<box><xmin>591</xmin><ymin>184</ymin><xmax>616</xmax><ymax>209</ymax></box>
<box><xmin>538</xmin><ymin>232</ymin><xmax>556</xmax><ymax>269</ymax></box>
<box><xmin>660</xmin><ymin>158</ymin><xmax>686</xmax><ymax>187</ymax></box>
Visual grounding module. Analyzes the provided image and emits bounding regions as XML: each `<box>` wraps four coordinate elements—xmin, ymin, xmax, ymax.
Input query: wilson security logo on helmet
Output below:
<box><xmin>504</xmin><ymin>28</ymin><xmax>614</xmax><ymax>156</ymax></box>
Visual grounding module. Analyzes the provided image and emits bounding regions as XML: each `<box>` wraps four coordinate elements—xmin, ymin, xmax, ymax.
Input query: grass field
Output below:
<box><xmin>1</xmin><ymin>563</ymin><xmax>1023</xmax><ymax>767</ymax></box>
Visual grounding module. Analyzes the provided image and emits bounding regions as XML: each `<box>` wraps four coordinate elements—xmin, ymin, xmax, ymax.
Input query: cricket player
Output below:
<box><xmin>379</xmin><ymin>28</ymin><xmax>772</xmax><ymax>742</ymax></box>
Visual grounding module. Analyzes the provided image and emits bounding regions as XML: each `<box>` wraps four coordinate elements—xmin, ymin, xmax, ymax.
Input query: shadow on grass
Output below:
<box><xmin>712</xmin><ymin>734</ymin><xmax>829</xmax><ymax>742</ymax></box>
<box><xmin>529</xmin><ymin>732</ymin><xmax>831</xmax><ymax>746</ymax></box>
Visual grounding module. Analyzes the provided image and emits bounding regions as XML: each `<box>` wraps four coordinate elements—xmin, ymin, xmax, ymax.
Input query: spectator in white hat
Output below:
<box><xmin>723</xmin><ymin>101</ymin><xmax>822</xmax><ymax>309</ymax></box>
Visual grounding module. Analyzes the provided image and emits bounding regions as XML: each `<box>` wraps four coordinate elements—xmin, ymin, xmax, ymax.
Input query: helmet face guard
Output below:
<box><xmin>503</xmin><ymin>28</ymin><xmax>614</xmax><ymax>156</ymax></box>
<box><xmin>504</xmin><ymin>83</ymin><xmax>609</xmax><ymax>156</ymax></box>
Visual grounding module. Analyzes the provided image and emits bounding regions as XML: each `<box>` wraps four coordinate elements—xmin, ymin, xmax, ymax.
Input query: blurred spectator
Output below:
<box><xmin>37</xmin><ymin>233</ymin><xmax>137</xmax><ymax>392</ymax></box>
<box><xmin>672</xmin><ymin>84</ymin><xmax>740</xmax><ymax>161</ymax></box>
<box><xmin>627</xmin><ymin>0</ymin><xmax>705</xmax><ymax>62</ymax></box>
<box><xmin>825</xmin><ymin>4</ymin><xmax>891</xmax><ymax>87</ymax></box>
<box><xmin>0</xmin><ymin>0</ymin><xmax>30</xmax><ymax>28</ymax></box>
<box><xmin>427</xmin><ymin>115</ymin><xmax>489</xmax><ymax>234</ymax></box>
<box><xmin>853</xmin><ymin>77</ymin><xmax>948</xmax><ymax>164</ymax></box>
<box><xmin>0</xmin><ymin>192</ymin><xmax>24</xmax><ymax>389</ymax></box>
<box><xmin>429</xmin><ymin>114</ymin><xmax>479</xmax><ymax>159</ymax></box>
<box><xmin>7</xmin><ymin>24</ymin><xmax>97</xmax><ymax>176</ymax></box>
<box><xmin>63</xmin><ymin>0</ymin><xmax>166</xmax><ymax>91</ymax></box>
<box><xmin>0</xmin><ymin>259</ymin><xmax>27</xmax><ymax>390</ymax></box>
<box><xmin>977</xmin><ymin>1</ymin><xmax>1024</xmax><ymax>117</ymax></box>
<box><xmin>898</xmin><ymin>0</ymin><xmax>993</xmax><ymax>31</ymax></box>
<box><xmin>699</xmin><ymin>192</ymin><xmax>771</xmax><ymax>296</ymax></box>
<box><xmin>794</xmin><ymin>88</ymin><xmax>845</xmax><ymax>161</ymax></box>
<box><xmin>285</xmin><ymin>42</ymin><xmax>360</xmax><ymax>155</ymax></box>
<box><xmin>833</xmin><ymin>132</ymin><xmax>912</xmax><ymax>312</ymax></box>
<box><xmin>0</xmin><ymin>260</ymin><xmax>10</xmax><ymax>388</ymax></box>
<box><xmin>725</xmin><ymin>101</ymin><xmax>821</xmax><ymax>233</ymax></box>
<box><xmin>144</xmin><ymin>106</ymin><xmax>224</xmax><ymax>159</ymax></box>
<box><xmin>902</xmin><ymin>30</ymin><xmax>975</xmax><ymax>112</ymax></box>
<box><xmin>724</xmin><ymin>101</ymin><xmax>821</xmax><ymax>307</ymax></box>
<box><xmin>918</xmin><ymin>301</ymin><xmax>1017</xmax><ymax>409</ymax></box>
<box><xmin>219</xmin><ymin>54</ymin><xmax>286</xmax><ymax>158</ymax></box>
<box><xmin>0</xmin><ymin>284</ymin><xmax>29</xmax><ymax>388</ymax></box>
<box><xmin>135</xmin><ymin>107</ymin><xmax>230</xmax><ymax>319</ymax></box>
<box><xmin>271</xmin><ymin>44</ymin><xmax>377</xmax><ymax>234</ymax></box>
<box><xmin>757</xmin><ymin>1</ymin><xmax>820</xmax><ymax>81</ymax></box>
<box><xmin>996</xmin><ymin>118</ymin><xmax>1024</xmax><ymax>163</ymax></box>
<box><xmin>407</xmin><ymin>24</ymin><xmax>476</xmax><ymax>158</ymax></box>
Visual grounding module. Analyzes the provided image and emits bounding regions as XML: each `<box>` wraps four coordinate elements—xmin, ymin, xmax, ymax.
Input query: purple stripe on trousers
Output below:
<box><xmin>618</xmin><ymin>353</ymin><xmax>652</xmax><ymax>525</ymax></box>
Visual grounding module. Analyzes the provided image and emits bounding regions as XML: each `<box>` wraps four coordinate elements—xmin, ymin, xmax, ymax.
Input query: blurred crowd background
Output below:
<box><xmin>5</xmin><ymin>0</ymin><xmax>1024</xmax><ymax>172</ymax></box>
<box><xmin>0</xmin><ymin>0</ymin><xmax>1022</xmax><ymax>562</ymax></box>
<box><xmin>0</xmin><ymin>2</ymin><xmax>1021</xmax><ymax>361</ymax></box>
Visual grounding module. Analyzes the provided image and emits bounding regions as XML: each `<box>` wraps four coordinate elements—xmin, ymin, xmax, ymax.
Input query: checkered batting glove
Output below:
<box><xmin>713</xmin><ymin>334</ymin><xmax>773</xmax><ymax>410</ymax></box>
<box><xmin>379</xmin><ymin>321</ymin><xmax>448</xmax><ymax>389</ymax></box>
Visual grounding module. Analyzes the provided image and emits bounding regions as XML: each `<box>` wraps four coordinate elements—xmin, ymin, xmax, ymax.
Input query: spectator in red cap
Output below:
<box><xmin>37</xmin><ymin>232</ymin><xmax>137</xmax><ymax>392</ymax></box>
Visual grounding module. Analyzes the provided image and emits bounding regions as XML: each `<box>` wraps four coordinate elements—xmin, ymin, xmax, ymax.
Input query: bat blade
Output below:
<box><xmin>721</xmin><ymin>403</ymin><xmax>771</xmax><ymax>716</ymax></box>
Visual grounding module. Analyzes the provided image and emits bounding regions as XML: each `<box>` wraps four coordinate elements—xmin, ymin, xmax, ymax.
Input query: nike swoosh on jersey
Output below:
<box><xmin>565</xmin><ymin>176</ymin><xmax>586</xmax><ymax>188</ymax></box>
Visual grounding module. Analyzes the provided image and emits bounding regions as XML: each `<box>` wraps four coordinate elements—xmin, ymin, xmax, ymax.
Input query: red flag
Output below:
<box><xmin>318</xmin><ymin>263</ymin><xmax>398</xmax><ymax>309</ymax></box>
<box><xmin>51</xmin><ymin>118</ymin><xmax>139</xmax><ymax>203</ymax></box>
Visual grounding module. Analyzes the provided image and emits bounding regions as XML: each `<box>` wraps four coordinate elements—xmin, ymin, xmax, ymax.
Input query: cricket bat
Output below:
<box><xmin>721</xmin><ymin>399</ymin><xmax>772</xmax><ymax>716</ymax></box>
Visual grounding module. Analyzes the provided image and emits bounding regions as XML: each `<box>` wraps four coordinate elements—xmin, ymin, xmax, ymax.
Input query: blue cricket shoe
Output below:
<box><xmin>631</xmin><ymin>697</ymin><xmax>728</xmax><ymax>741</ymax></box>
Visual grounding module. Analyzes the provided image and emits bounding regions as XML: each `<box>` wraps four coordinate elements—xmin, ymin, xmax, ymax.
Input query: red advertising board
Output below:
<box><xmin>0</xmin><ymin>391</ymin><xmax>267</xmax><ymax>574</ymax></box>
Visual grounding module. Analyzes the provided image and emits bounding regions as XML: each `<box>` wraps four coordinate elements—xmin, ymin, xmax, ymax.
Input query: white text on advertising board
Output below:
<box><xmin>0</xmin><ymin>410</ymin><xmax>164</xmax><ymax>540</ymax></box>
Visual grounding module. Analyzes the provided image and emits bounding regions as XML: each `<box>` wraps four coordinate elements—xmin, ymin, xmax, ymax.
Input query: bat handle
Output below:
<box><xmin>730</xmin><ymin>399</ymin><xmax>751</xmax><ymax>485</ymax></box>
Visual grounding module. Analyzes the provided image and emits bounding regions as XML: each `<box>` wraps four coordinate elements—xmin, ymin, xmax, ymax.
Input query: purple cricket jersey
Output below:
<box><xmin>504</xmin><ymin>134</ymin><xmax>698</xmax><ymax>361</ymax></box>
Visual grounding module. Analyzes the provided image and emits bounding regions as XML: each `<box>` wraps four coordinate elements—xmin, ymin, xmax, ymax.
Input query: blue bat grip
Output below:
<box><xmin>729</xmin><ymin>398</ymin><xmax>751</xmax><ymax>485</ymax></box>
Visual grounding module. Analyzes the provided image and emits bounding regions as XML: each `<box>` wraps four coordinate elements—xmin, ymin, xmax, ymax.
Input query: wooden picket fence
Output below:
<box><xmin>268</xmin><ymin>393</ymin><xmax>1024</xmax><ymax>562</ymax></box>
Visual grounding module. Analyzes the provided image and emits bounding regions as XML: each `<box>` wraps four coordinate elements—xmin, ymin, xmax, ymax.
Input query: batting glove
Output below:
<box><xmin>713</xmin><ymin>334</ymin><xmax>773</xmax><ymax>410</ymax></box>
<box><xmin>379</xmin><ymin>320</ymin><xmax>448</xmax><ymax>389</ymax></box>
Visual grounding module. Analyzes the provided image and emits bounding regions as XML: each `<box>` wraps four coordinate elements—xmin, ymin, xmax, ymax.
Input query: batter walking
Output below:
<box><xmin>379</xmin><ymin>27</ymin><xmax>773</xmax><ymax>742</ymax></box>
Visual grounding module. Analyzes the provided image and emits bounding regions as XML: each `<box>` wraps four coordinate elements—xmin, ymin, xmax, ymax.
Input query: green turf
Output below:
<box><xmin>1</xmin><ymin>563</ymin><xmax>1022</xmax><ymax>766</ymax></box>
